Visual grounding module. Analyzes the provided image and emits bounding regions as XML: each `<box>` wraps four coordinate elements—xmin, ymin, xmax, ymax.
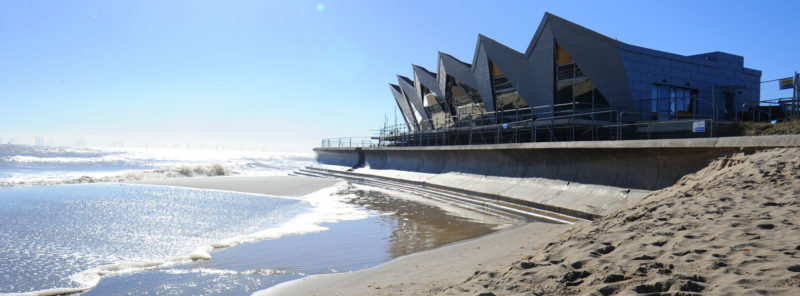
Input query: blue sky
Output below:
<box><xmin>1</xmin><ymin>0</ymin><xmax>798</xmax><ymax>152</ymax></box>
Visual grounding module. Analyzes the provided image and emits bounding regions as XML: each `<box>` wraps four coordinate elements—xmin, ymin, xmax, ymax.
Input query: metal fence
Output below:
<box><xmin>321</xmin><ymin>97</ymin><xmax>798</xmax><ymax>148</ymax></box>
<box><xmin>320</xmin><ymin>137</ymin><xmax>377</xmax><ymax>148</ymax></box>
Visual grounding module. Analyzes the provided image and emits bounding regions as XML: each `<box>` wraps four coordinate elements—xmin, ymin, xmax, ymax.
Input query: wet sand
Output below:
<box><xmin>257</xmin><ymin>222</ymin><xmax>569</xmax><ymax>295</ymax></box>
<box><xmin>136</xmin><ymin>176</ymin><xmax>522</xmax><ymax>258</ymax></box>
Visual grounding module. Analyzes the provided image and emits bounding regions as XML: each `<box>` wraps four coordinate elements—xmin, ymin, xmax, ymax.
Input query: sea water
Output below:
<box><xmin>0</xmin><ymin>183</ymin><xmax>374</xmax><ymax>295</ymax></box>
<box><xmin>0</xmin><ymin>145</ymin><xmax>519</xmax><ymax>295</ymax></box>
<box><xmin>0</xmin><ymin>145</ymin><xmax>313</xmax><ymax>187</ymax></box>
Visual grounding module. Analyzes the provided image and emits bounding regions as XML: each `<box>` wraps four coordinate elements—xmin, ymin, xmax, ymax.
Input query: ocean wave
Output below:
<box><xmin>0</xmin><ymin>145</ymin><xmax>316</xmax><ymax>187</ymax></box>
<box><xmin>2</xmin><ymin>155</ymin><xmax>126</xmax><ymax>164</ymax></box>
<box><xmin>0</xmin><ymin>164</ymin><xmax>232</xmax><ymax>188</ymax></box>
<box><xmin>3</xmin><ymin>182</ymin><xmax>370</xmax><ymax>296</ymax></box>
<box><xmin>0</xmin><ymin>145</ymin><xmax>112</xmax><ymax>159</ymax></box>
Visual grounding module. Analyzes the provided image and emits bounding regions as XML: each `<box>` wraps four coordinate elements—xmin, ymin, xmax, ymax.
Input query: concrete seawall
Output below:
<box><xmin>313</xmin><ymin>135</ymin><xmax>800</xmax><ymax>218</ymax></box>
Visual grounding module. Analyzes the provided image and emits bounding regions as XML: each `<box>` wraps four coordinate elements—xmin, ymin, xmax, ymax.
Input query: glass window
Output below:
<box><xmin>554</xmin><ymin>40</ymin><xmax>608</xmax><ymax>114</ymax></box>
<box><xmin>649</xmin><ymin>84</ymin><xmax>698</xmax><ymax>119</ymax></box>
<box><xmin>420</xmin><ymin>85</ymin><xmax>450</xmax><ymax>129</ymax></box>
<box><xmin>446</xmin><ymin>75</ymin><xmax>485</xmax><ymax>126</ymax></box>
<box><xmin>489</xmin><ymin>60</ymin><xmax>528</xmax><ymax>123</ymax></box>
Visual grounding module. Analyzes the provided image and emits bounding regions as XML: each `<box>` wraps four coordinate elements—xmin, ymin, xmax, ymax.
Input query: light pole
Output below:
<box><xmin>794</xmin><ymin>72</ymin><xmax>799</xmax><ymax>120</ymax></box>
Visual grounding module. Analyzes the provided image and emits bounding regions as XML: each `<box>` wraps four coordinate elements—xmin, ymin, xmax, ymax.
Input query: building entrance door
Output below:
<box><xmin>723</xmin><ymin>91</ymin><xmax>735</xmax><ymax>120</ymax></box>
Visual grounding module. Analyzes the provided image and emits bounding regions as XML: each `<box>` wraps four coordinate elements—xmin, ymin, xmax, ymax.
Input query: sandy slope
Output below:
<box><xmin>441</xmin><ymin>148</ymin><xmax>800</xmax><ymax>295</ymax></box>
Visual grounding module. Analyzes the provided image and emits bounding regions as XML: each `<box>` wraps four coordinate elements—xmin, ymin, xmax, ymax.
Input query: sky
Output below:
<box><xmin>0</xmin><ymin>0</ymin><xmax>798</xmax><ymax>152</ymax></box>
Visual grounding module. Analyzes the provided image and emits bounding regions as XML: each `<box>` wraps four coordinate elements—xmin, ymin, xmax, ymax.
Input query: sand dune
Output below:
<box><xmin>441</xmin><ymin>147</ymin><xmax>800</xmax><ymax>295</ymax></box>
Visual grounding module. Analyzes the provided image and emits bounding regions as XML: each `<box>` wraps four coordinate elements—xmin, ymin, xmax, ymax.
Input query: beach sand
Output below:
<box><xmin>135</xmin><ymin>175</ymin><xmax>340</xmax><ymax>197</ymax></box>
<box><xmin>436</xmin><ymin>147</ymin><xmax>800</xmax><ymax>295</ymax></box>
<box><xmin>142</xmin><ymin>148</ymin><xmax>800</xmax><ymax>295</ymax></box>
<box><xmin>255</xmin><ymin>147</ymin><xmax>800</xmax><ymax>295</ymax></box>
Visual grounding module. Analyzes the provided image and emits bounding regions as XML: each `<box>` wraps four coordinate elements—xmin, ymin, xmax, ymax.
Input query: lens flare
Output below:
<box><xmin>316</xmin><ymin>3</ymin><xmax>324</xmax><ymax>12</ymax></box>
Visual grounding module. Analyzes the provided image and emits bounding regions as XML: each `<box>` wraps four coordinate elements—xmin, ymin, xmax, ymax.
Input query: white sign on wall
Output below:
<box><xmin>693</xmin><ymin>120</ymin><xmax>706</xmax><ymax>133</ymax></box>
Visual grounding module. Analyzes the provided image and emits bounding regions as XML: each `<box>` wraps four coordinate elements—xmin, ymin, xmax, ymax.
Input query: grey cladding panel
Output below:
<box><xmin>397</xmin><ymin>75</ymin><xmax>430</xmax><ymax>122</ymax></box>
<box><xmin>524</xmin><ymin>26</ymin><xmax>555</xmax><ymax>110</ymax></box>
<box><xmin>472</xmin><ymin>45</ymin><xmax>496</xmax><ymax>113</ymax></box>
<box><xmin>389</xmin><ymin>83</ymin><xmax>416</xmax><ymax>130</ymax></box>
<box><xmin>412</xmin><ymin>65</ymin><xmax>445</xmax><ymax>104</ymax></box>
<box><xmin>438</xmin><ymin>52</ymin><xmax>478</xmax><ymax>90</ymax></box>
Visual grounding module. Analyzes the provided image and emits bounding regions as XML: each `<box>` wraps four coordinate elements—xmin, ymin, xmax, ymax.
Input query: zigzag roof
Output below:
<box><xmin>389</xmin><ymin>83</ymin><xmax>416</xmax><ymax>130</ymax></box>
<box><xmin>391</xmin><ymin>12</ymin><xmax>759</xmax><ymax>129</ymax></box>
<box><xmin>437</xmin><ymin>51</ymin><xmax>479</xmax><ymax>97</ymax></box>
<box><xmin>397</xmin><ymin>75</ymin><xmax>430</xmax><ymax>122</ymax></box>
<box><xmin>412</xmin><ymin>64</ymin><xmax>444</xmax><ymax>99</ymax></box>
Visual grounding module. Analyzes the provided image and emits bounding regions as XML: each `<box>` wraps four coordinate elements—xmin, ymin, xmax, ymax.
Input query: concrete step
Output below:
<box><xmin>300</xmin><ymin>166</ymin><xmax>586</xmax><ymax>224</ymax></box>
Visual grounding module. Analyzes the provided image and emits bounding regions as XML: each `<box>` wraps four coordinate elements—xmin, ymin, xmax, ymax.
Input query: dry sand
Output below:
<box><xmin>439</xmin><ymin>147</ymin><xmax>800</xmax><ymax>295</ymax></box>
<box><xmin>259</xmin><ymin>147</ymin><xmax>800</xmax><ymax>295</ymax></box>
<box><xmin>134</xmin><ymin>175</ymin><xmax>340</xmax><ymax>197</ymax></box>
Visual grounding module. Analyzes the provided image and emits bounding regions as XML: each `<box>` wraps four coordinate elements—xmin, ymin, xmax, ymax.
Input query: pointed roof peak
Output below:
<box><xmin>413</xmin><ymin>65</ymin><xmax>436</xmax><ymax>76</ymax></box>
<box><xmin>397</xmin><ymin>75</ymin><xmax>413</xmax><ymax>84</ymax></box>
<box><xmin>439</xmin><ymin>51</ymin><xmax>472</xmax><ymax>68</ymax></box>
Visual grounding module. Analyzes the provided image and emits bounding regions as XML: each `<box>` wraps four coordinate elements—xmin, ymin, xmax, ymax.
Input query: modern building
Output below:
<box><xmin>388</xmin><ymin>12</ymin><xmax>761</xmax><ymax>133</ymax></box>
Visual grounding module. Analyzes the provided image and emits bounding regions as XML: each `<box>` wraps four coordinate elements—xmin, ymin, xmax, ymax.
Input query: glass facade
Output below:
<box><xmin>420</xmin><ymin>84</ymin><xmax>451</xmax><ymax>129</ymax></box>
<box><xmin>489</xmin><ymin>61</ymin><xmax>529</xmax><ymax>123</ymax></box>
<box><xmin>404</xmin><ymin>93</ymin><xmax>427</xmax><ymax>130</ymax></box>
<box><xmin>554</xmin><ymin>41</ymin><xmax>609</xmax><ymax>115</ymax></box>
<box><xmin>445</xmin><ymin>75</ymin><xmax>485</xmax><ymax>125</ymax></box>
<box><xmin>649</xmin><ymin>85</ymin><xmax>697</xmax><ymax>120</ymax></box>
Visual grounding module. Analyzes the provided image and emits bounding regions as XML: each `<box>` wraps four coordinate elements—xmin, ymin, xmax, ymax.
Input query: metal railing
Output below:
<box><xmin>532</xmin><ymin>109</ymin><xmax>618</xmax><ymax>142</ymax></box>
<box><xmin>736</xmin><ymin>97</ymin><xmax>798</xmax><ymax>122</ymax></box>
<box><xmin>323</xmin><ymin>97</ymin><xmax>797</xmax><ymax>148</ymax></box>
<box><xmin>321</xmin><ymin>137</ymin><xmax>376</xmax><ymax>148</ymax></box>
<box><xmin>615</xmin><ymin>111</ymin><xmax>714</xmax><ymax>139</ymax></box>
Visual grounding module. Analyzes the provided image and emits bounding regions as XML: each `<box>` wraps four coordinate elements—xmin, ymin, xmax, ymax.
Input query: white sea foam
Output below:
<box><xmin>3</xmin><ymin>182</ymin><xmax>370</xmax><ymax>296</ymax></box>
<box><xmin>192</xmin><ymin>182</ymin><xmax>372</xmax><ymax>258</ymax></box>
<box><xmin>0</xmin><ymin>144</ymin><xmax>314</xmax><ymax>187</ymax></box>
<box><xmin>161</xmin><ymin>268</ymin><xmax>289</xmax><ymax>276</ymax></box>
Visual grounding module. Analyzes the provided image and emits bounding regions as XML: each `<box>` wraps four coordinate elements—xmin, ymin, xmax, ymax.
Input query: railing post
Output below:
<box><xmin>530</xmin><ymin>116</ymin><xmax>535</xmax><ymax>143</ymax></box>
<box><xmin>468</xmin><ymin>114</ymin><xmax>473</xmax><ymax>145</ymax></box>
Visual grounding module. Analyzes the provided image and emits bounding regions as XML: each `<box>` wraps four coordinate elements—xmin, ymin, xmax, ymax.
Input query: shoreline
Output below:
<box><xmin>135</xmin><ymin>145</ymin><xmax>800</xmax><ymax>296</ymax></box>
<box><xmin>255</xmin><ymin>221</ymin><xmax>572</xmax><ymax>296</ymax></box>
<box><xmin>130</xmin><ymin>174</ymin><xmax>538</xmax><ymax>295</ymax></box>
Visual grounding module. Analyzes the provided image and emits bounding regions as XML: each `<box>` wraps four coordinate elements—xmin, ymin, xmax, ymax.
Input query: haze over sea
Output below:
<box><xmin>0</xmin><ymin>144</ymin><xmax>516</xmax><ymax>295</ymax></box>
<box><xmin>0</xmin><ymin>145</ymin><xmax>314</xmax><ymax>187</ymax></box>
